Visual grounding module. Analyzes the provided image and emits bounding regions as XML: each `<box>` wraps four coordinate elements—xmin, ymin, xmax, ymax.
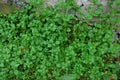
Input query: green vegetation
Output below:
<box><xmin>0</xmin><ymin>0</ymin><xmax>120</xmax><ymax>80</ymax></box>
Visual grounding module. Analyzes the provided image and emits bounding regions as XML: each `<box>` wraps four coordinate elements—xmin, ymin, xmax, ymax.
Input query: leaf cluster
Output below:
<box><xmin>0</xmin><ymin>1</ymin><xmax>120</xmax><ymax>80</ymax></box>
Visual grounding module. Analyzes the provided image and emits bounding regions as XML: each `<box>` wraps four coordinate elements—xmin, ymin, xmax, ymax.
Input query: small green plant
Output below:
<box><xmin>0</xmin><ymin>0</ymin><xmax>120</xmax><ymax>80</ymax></box>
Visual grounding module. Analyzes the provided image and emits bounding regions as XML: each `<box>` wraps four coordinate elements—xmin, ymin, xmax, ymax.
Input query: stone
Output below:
<box><xmin>0</xmin><ymin>0</ymin><xmax>116</xmax><ymax>13</ymax></box>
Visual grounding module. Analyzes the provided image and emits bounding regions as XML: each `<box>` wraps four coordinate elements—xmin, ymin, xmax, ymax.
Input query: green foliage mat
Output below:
<box><xmin>0</xmin><ymin>3</ymin><xmax>120</xmax><ymax>80</ymax></box>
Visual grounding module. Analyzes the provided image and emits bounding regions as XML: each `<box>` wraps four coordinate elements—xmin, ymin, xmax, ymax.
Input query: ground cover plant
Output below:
<box><xmin>0</xmin><ymin>0</ymin><xmax>120</xmax><ymax>80</ymax></box>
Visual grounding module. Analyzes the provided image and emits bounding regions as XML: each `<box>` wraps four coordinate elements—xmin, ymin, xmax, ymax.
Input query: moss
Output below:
<box><xmin>0</xmin><ymin>3</ymin><xmax>19</xmax><ymax>14</ymax></box>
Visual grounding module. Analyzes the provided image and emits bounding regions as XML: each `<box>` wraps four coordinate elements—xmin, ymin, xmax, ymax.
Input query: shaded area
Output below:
<box><xmin>0</xmin><ymin>3</ymin><xmax>19</xmax><ymax>14</ymax></box>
